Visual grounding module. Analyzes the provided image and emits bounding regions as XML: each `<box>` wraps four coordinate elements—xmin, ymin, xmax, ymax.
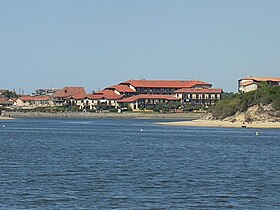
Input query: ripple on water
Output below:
<box><xmin>0</xmin><ymin>118</ymin><xmax>280</xmax><ymax>209</ymax></box>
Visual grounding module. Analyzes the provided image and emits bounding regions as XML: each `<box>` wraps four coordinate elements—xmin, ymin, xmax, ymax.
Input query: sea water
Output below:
<box><xmin>0</xmin><ymin>118</ymin><xmax>280</xmax><ymax>209</ymax></box>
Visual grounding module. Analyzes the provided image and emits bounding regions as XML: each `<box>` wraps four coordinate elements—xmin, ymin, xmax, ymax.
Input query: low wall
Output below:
<box><xmin>2</xmin><ymin>111</ymin><xmax>204</xmax><ymax>120</ymax></box>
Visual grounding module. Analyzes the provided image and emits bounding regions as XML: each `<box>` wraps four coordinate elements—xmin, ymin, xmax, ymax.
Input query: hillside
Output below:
<box><xmin>209</xmin><ymin>84</ymin><xmax>280</xmax><ymax>122</ymax></box>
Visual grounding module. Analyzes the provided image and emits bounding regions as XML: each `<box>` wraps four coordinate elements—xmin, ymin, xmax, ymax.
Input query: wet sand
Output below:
<box><xmin>158</xmin><ymin>119</ymin><xmax>280</xmax><ymax>128</ymax></box>
<box><xmin>0</xmin><ymin>116</ymin><xmax>14</xmax><ymax>120</ymax></box>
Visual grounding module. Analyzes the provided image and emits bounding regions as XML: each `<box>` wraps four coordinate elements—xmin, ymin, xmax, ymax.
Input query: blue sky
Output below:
<box><xmin>1</xmin><ymin>0</ymin><xmax>280</xmax><ymax>93</ymax></box>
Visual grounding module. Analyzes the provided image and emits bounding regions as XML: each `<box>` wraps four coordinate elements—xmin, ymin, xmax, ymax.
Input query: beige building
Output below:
<box><xmin>16</xmin><ymin>96</ymin><xmax>53</xmax><ymax>107</ymax></box>
<box><xmin>0</xmin><ymin>97</ymin><xmax>13</xmax><ymax>107</ymax></box>
<box><xmin>52</xmin><ymin>87</ymin><xmax>86</xmax><ymax>106</ymax></box>
<box><xmin>175</xmin><ymin>88</ymin><xmax>222</xmax><ymax>107</ymax></box>
<box><xmin>238</xmin><ymin>77</ymin><xmax>280</xmax><ymax>93</ymax></box>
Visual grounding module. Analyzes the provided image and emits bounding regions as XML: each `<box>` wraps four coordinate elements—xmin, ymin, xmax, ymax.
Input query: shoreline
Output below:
<box><xmin>1</xmin><ymin>111</ymin><xmax>204</xmax><ymax>120</ymax></box>
<box><xmin>157</xmin><ymin>119</ymin><xmax>280</xmax><ymax>129</ymax></box>
<box><xmin>0</xmin><ymin>116</ymin><xmax>14</xmax><ymax>120</ymax></box>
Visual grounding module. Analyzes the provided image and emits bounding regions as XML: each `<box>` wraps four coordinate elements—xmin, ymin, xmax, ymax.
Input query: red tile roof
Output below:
<box><xmin>241</xmin><ymin>77</ymin><xmax>280</xmax><ymax>82</ymax></box>
<box><xmin>18</xmin><ymin>96</ymin><xmax>35</xmax><ymax>101</ymax></box>
<box><xmin>68</xmin><ymin>94</ymin><xmax>89</xmax><ymax>100</ymax></box>
<box><xmin>10</xmin><ymin>98</ymin><xmax>18</xmax><ymax>102</ymax></box>
<box><xmin>19</xmin><ymin>96</ymin><xmax>51</xmax><ymax>101</ymax></box>
<box><xmin>69</xmin><ymin>90</ymin><xmax>123</xmax><ymax>100</ymax></box>
<box><xmin>95</xmin><ymin>90</ymin><xmax>123</xmax><ymax>100</ymax></box>
<box><xmin>120</xmin><ymin>80</ymin><xmax>211</xmax><ymax>88</ymax></box>
<box><xmin>52</xmin><ymin>87</ymin><xmax>86</xmax><ymax>98</ymax></box>
<box><xmin>0</xmin><ymin>98</ymin><xmax>11</xmax><ymax>102</ymax></box>
<box><xmin>0</xmin><ymin>98</ymin><xmax>13</xmax><ymax>105</ymax></box>
<box><xmin>240</xmin><ymin>81</ymin><xmax>256</xmax><ymax>87</ymax></box>
<box><xmin>175</xmin><ymin>88</ymin><xmax>223</xmax><ymax>94</ymax></box>
<box><xmin>106</xmin><ymin>85</ymin><xmax>136</xmax><ymax>93</ymax></box>
<box><xmin>118</xmin><ymin>94</ymin><xmax>180</xmax><ymax>103</ymax></box>
<box><xmin>68</xmin><ymin>94</ymin><xmax>103</xmax><ymax>100</ymax></box>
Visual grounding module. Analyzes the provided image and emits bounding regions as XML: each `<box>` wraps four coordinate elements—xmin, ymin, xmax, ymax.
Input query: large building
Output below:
<box><xmin>10</xmin><ymin>80</ymin><xmax>223</xmax><ymax>111</ymax></box>
<box><xmin>118</xmin><ymin>80</ymin><xmax>212</xmax><ymax>95</ymax></box>
<box><xmin>112</xmin><ymin>79</ymin><xmax>222</xmax><ymax>111</ymax></box>
<box><xmin>238</xmin><ymin>77</ymin><xmax>280</xmax><ymax>93</ymax></box>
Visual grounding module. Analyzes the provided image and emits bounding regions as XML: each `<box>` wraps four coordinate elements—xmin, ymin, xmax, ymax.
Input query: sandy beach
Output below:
<box><xmin>158</xmin><ymin>119</ymin><xmax>280</xmax><ymax>129</ymax></box>
<box><xmin>0</xmin><ymin>116</ymin><xmax>14</xmax><ymax>120</ymax></box>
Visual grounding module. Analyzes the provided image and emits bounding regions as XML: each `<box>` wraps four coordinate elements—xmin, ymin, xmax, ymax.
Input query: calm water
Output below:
<box><xmin>0</xmin><ymin>118</ymin><xmax>280</xmax><ymax>209</ymax></box>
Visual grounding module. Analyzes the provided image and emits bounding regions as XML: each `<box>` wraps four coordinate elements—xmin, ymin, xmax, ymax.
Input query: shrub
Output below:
<box><xmin>153</xmin><ymin>105</ymin><xmax>161</xmax><ymax>112</ymax></box>
<box><xmin>210</xmin><ymin>85</ymin><xmax>280</xmax><ymax>119</ymax></box>
<box><xmin>109</xmin><ymin>108</ymin><xmax>118</xmax><ymax>112</ymax></box>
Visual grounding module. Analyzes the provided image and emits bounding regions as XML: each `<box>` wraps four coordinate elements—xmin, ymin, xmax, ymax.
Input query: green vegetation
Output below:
<box><xmin>221</xmin><ymin>92</ymin><xmax>235</xmax><ymax>99</ymax></box>
<box><xmin>152</xmin><ymin>101</ymin><xmax>181</xmax><ymax>113</ymax></box>
<box><xmin>210</xmin><ymin>84</ymin><xmax>280</xmax><ymax>119</ymax></box>
<box><xmin>14</xmin><ymin>106</ymin><xmax>80</xmax><ymax>113</ymax></box>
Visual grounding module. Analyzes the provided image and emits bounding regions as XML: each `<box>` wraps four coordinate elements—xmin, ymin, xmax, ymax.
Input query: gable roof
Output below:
<box><xmin>120</xmin><ymin>80</ymin><xmax>211</xmax><ymax>88</ymax></box>
<box><xmin>18</xmin><ymin>96</ymin><xmax>35</xmax><ymax>101</ymax></box>
<box><xmin>32</xmin><ymin>96</ymin><xmax>51</xmax><ymax>101</ymax></box>
<box><xmin>52</xmin><ymin>87</ymin><xmax>86</xmax><ymax>98</ymax></box>
<box><xmin>106</xmin><ymin>84</ymin><xmax>136</xmax><ymax>93</ymax></box>
<box><xmin>118</xmin><ymin>94</ymin><xmax>180</xmax><ymax>103</ymax></box>
<box><xmin>240</xmin><ymin>81</ymin><xmax>257</xmax><ymax>87</ymax></box>
<box><xmin>0</xmin><ymin>97</ymin><xmax>13</xmax><ymax>105</ymax></box>
<box><xmin>175</xmin><ymin>88</ymin><xmax>223</xmax><ymax>94</ymax></box>
<box><xmin>69</xmin><ymin>90</ymin><xmax>123</xmax><ymax>100</ymax></box>
<box><xmin>18</xmin><ymin>95</ymin><xmax>51</xmax><ymax>101</ymax></box>
<box><xmin>95</xmin><ymin>90</ymin><xmax>123</xmax><ymax>100</ymax></box>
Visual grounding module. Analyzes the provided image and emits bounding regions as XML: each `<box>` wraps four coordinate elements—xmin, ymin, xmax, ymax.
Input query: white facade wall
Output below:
<box><xmin>16</xmin><ymin>99</ymin><xmax>30</xmax><ymax>107</ymax></box>
<box><xmin>239</xmin><ymin>84</ymin><xmax>258</xmax><ymax>93</ymax></box>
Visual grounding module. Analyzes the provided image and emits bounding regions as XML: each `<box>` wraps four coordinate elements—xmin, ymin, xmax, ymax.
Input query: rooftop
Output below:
<box><xmin>240</xmin><ymin>81</ymin><xmax>256</xmax><ymax>87</ymax></box>
<box><xmin>120</xmin><ymin>80</ymin><xmax>211</xmax><ymax>88</ymax></box>
<box><xmin>19</xmin><ymin>95</ymin><xmax>51</xmax><ymax>101</ymax></box>
<box><xmin>52</xmin><ymin>87</ymin><xmax>86</xmax><ymax>98</ymax></box>
<box><xmin>95</xmin><ymin>90</ymin><xmax>123</xmax><ymax>100</ymax></box>
<box><xmin>240</xmin><ymin>77</ymin><xmax>280</xmax><ymax>82</ymax></box>
<box><xmin>106</xmin><ymin>84</ymin><xmax>136</xmax><ymax>93</ymax></box>
<box><xmin>69</xmin><ymin>90</ymin><xmax>123</xmax><ymax>100</ymax></box>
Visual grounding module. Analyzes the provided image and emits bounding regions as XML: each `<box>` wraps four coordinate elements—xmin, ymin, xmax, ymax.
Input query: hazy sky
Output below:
<box><xmin>1</xmin><ymin>0</ymin><xmax>280</xmax><ymax>93</ymax></box>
